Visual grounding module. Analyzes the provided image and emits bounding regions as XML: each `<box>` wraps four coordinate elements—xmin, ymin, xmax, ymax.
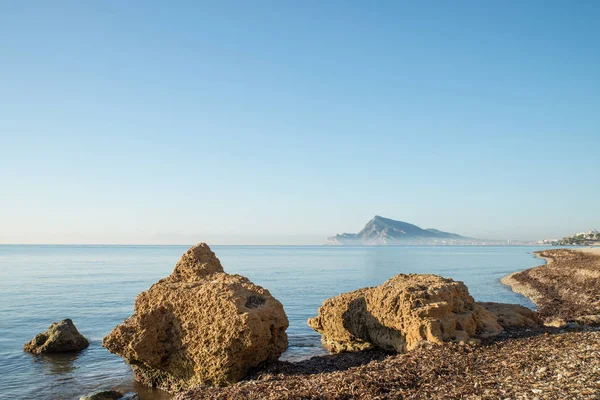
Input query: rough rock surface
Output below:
<box><xmin>24</xmin><ymin>319</ymin><xmax>89</xmax><ymax>354</ymax></box>
<box><xmin>308</xmin><ymin>274</ymin><xmax>505</xmax><ymax>353</ymax></box>
<box><xmin>478</xmin><ymin>302</ymin><xmax>541</xmax><ymax>328</ymax></box>
<box><xmin>103</xmin><ymin>243</ymin><xmax>289</xmax><ymax>392</ymax></box>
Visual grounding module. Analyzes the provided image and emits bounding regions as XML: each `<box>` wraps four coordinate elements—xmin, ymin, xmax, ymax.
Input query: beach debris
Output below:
<box><xmin>502</xmin><ymin>248</ymin><xmax>600</xmax><ymax>323</ymax></box>
<box><xmin>175</xmin><ymin>329</ymin><xmax>600</xmax><ymax>400</ymax></box>
<box><xmin>102</xmin><ymin>243</ymin><xmax>289</xmax><ymax>392</ymax></box>
<box><xmin>308</xmin><ymin>274</ymin><xmax>504</xmax><ymax>353</ymax></box>
<box><xmin>24</xmin><ymin>318</ymin><xmax>89</xmax><ymax>354</ymax></box>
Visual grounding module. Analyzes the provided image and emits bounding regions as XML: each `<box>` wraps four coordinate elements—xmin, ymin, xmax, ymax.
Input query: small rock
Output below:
<box><xmin>531</xmin><ymin>388</ymin><xmax>543</xmax><ymax>394</ymax></box>
<box><xmin>545</xmin><ymin>319</ymin><xmax>567</xmax><ymax>328</ymax></box>
<box><xmin>79</xmin><ymin>390</ymin><xmax>123</xmax><ymax>400</ymax></box>
<box><xmin>24</xmin><ymin>319</ymin><xmax>89</xmax><ymax>354</ymax></box>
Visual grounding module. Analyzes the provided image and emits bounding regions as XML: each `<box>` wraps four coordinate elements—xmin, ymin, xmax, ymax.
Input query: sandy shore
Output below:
<box><xmin>501</xmin><ymin>248</ymin><xmax>600</xmax><ymax>322</ymax></box>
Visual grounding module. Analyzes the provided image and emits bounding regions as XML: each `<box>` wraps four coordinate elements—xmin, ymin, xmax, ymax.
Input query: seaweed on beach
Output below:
<box><xmin>176</xmin><ymin>328</ymin><xmax>600</xmax><ymax>400</ymax></box>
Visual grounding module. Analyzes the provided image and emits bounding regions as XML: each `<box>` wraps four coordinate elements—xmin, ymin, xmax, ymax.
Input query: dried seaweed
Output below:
<box><xmin>176</xmin><ymin>328</ymin><xmax>600</xmax><ymax>400</ymax></box>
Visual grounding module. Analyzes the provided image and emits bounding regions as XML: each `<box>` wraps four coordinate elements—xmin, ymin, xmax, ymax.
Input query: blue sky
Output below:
<box><xmin>1</xmin><ymin>1</ymin><xmax>599</xmax><ymax>244</ymax></box>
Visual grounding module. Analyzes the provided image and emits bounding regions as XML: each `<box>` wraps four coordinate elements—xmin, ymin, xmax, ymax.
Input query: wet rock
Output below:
<box><xmin>24</xmin><ymin>319</ymin><xmax>89</xmax><ymax>354</ymax></box>
<box><xmin>308</xmin><ymin>274</ymin><xmax>503</xmax><ymax>353</ymax></box>
<box><xmin>79</xmin><ymin>390</ymin><xmax>123</xmax><ymax>400</ymax></box>
<box><xmin>103</xmin><ymin>243</ymin><xmax>288</xmax><ymax>391</ymax></box>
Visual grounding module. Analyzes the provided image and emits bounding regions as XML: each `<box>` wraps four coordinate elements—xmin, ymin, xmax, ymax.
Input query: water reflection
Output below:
<box><xmin>30</xmin><ymin>350</ymin><xmax>82</xmax><ymax>375</ymax></box>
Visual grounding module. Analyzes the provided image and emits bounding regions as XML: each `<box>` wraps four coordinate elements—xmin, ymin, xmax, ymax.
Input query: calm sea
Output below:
<box><xmin>0</xmin><ymin>245</ymin><xmax>548</xmax><ymax>400</ymax></box>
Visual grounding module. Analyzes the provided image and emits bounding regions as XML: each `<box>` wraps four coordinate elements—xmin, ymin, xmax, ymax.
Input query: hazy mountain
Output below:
<box><xmin>327</xmin><ymin>216</ymin><xmax>471</xmax><ymax>245</ymax></box>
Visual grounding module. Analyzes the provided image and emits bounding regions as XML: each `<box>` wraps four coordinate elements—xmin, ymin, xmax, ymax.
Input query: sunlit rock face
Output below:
<box><xmin>308</xmin><ymin>274</ymin><xmax>505</xmax><ymax>353</ymax></box>
<box><xmin>103</xmin><ymin>243</ymin><xmax>289</xmax><ymax>392</ymax></box>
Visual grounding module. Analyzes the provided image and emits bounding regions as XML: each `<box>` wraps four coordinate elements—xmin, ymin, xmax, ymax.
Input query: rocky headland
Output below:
<box><xmin>327</xmin><ymin>216</ymin><xmax>471</xmax><ymax>245</ymax></box>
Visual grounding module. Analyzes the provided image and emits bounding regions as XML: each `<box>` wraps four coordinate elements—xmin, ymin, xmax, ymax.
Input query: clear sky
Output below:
<box><xmin>1</xmin><ymin>1</ymin><xmax>599</xmax><ymax>244</ymax></box>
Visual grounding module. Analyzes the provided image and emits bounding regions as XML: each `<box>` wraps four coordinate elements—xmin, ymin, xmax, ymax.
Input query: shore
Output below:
<box><xmin>174</xmin><ymin>248</ymin><xmax>600</xmax><ymax>399</ymax></box>
<box><xmin>176</xmin><ymin>328</ymin><xmax>600</xmax><ymax>399</ymax></box>
<box><xmin>501</xmin><ymin>247</ymin><xmax>600</xmax><ymax>323</ymax></box>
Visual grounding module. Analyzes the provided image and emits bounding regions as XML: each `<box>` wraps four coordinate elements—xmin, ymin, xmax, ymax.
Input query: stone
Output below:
<box><xmin>103</xmin><ymin>243</ymin><xmax>288</xmax><ymax>391</ymax></box>
<box><xmin>545</xmin><ymin>319</ymin><xmax>568</xmax><ymax>328</ymax></box>
<box><xmin>308</xmin><ymin>274</ymin><xmax>503</xmax><ymax>353</ymax></box>
<box><xmin>478</xmin><ymin>302</ymin><xmax>541</xmax><ymax>328</ymax></box>
<box><xmin>79</xmin><ymin>390</ymin><xmax>123</xmax><ymax>400</ymax></box>
<box><xmin>24</xmin><ymin>319</ymin><xmax>89</xmax><ymax>354</ymax></box>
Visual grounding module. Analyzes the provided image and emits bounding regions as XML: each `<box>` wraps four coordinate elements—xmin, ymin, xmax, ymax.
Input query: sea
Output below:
<box><xmin>0</xmin><ymin>245</ymin><xmax>549</xmax><ymax>400</ymax></box>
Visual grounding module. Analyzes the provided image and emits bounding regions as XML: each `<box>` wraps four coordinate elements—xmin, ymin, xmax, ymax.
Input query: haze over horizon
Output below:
<box><xmin>1</xmin><ymin>2</ymin><xmax>599</xmax><ymax>245</ymax></box>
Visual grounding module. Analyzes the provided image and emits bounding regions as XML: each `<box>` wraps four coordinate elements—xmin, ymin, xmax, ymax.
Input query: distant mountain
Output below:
<box><xmin>327</xmin><ymin>216</ymin><xmax>472</xmax><ymax>245</ymax></box>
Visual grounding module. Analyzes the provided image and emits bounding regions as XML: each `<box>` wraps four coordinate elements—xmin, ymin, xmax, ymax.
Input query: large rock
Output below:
<box><xmin>24</xmin><ymin>319</ymin><xmax>89</xmax><ymax>354</ymax></box>
<box><xmin>103</xmin><ymin>243</ymin><xmax>289</xmax><ymax>391</ymax></box>
<box><xmin>308</xmin><ymin>274</ymin><xmax>504</xmax><ymax>353</ymax></box>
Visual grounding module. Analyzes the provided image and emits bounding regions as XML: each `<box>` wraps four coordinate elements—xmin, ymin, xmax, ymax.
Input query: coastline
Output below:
<box><xmin>177</xmin><ymin>328</ymin><xmax>600</xmax><ymax>399</ymax></box>
<box><xmin>175</xmin><ymin>247</ymin><xmax>600</xmax><ymax>399</ymax></box>
<box><xmin>500</xmin><ymin>250</ymin><xmax>554</xmax><ymax>308</ymax></box>
<box><xmin>501</xmin><ymin>247</ymin><xmax>600</xmax><ymax>322</ymax></box>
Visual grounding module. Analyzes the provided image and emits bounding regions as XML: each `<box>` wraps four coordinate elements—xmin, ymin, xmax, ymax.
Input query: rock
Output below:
<box><xmin>308</xmin><ymin>274</ymin><xmax>503</xmax><ymax>353</ymax></box>
<box><xmin>79</xmin><ymin>390</ymin><xmax>123</xmax><ymax>400</ymax></box>
<box><xmin>24</xmin><ymin>319</ymin><xmax>89</xmax><ymax>354</ymax></box>
<box><xmin>103</xmin><ymin>243</ymin><xmax>288</xmax><ymax>391</ymax></box>
<box><xmin>478</xmin><ymin>302</ymin><xmax>541</xmax><ymax>328</ymax></box>
<box><xmin>545</xmin><ymin>319</ymin><xmax>568</xmax><ymax>328</ymax></box>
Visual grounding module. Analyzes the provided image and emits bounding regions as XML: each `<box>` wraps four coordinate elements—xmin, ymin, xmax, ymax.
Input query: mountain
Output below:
<box><xmin>327</xmin><ymin>216</ymin><xmax>471</xmax><ymax>245</ymax></box>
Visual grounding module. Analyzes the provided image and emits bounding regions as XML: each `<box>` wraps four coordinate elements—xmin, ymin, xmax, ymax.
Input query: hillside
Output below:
<box><xmin>327</xmin><ymin>216</ymin><xmax>470</xmax><ymax>245</ymax></box>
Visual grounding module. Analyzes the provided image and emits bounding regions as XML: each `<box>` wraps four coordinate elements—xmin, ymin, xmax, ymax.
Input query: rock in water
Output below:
<box><xmin>24</xmin><ymin>319</ymin><xmax>89</xmax><ymax>354</ymax></box>
<box><xmin>102</xmin><ymin>243</ymin><xmax>289</xmax><ymax>391</ymax></box>
<box><xmin>79</xmin><ymin>391</ymin><xmax>125</xmax><ymax>400</ymax></box>
<box><xmin>308</xmin><ymin>274</ymin><xmax>503</xmax><ymax>353</ymax></box>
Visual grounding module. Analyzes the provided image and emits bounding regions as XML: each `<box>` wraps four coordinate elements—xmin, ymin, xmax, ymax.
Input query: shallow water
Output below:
<box><xmin>0</xmin><ymin>245</ymin><xmax>548</xmax><ymax>400</ymax></box>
